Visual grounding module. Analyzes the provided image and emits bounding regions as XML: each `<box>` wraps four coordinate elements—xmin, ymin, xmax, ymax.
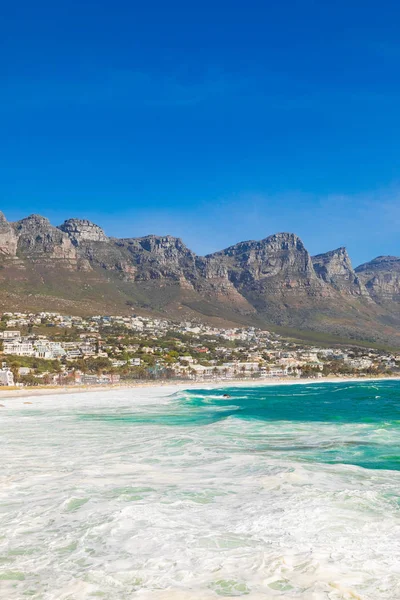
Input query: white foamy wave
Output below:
<box><xmin>0</xmin><ymin>388</ymin><xmax>399</xmax><ymax>599</ymax></box>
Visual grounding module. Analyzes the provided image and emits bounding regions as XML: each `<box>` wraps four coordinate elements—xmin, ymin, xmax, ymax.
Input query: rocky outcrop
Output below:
<box><xmin>356</xmin><ymin>255</ymin><xmax>400</xmax><ymax>274</ymax></box>
<box><xmin>202</xmin><ymin>233</ymin><xmax>337</xmax><ymax>324</ymax></box>
<box><xmin>0</xmin><ymin>212</ymin><xmax>17</xmax><ymax>256</ymax></box>
<box><xmin>114</xmin><ymin>235</ymin><xmax>198</xmax><ymax>281</ymax></box>
<box><xmin>355</xmin><ymin>256</ymin><xmax>400</xmax><ymax>303</ymax></box>
<box><xmin>58</xmin><ymin>219</ymin><xmax>108</xmax><ymax>244</ymax></box>
<box><xmin>312</xmin><ymin>247</ymin><xmax>369</xmax><ymax>297</ymax></box>
<box><xmin>210</xmin><ymin>233</ymin><xmax>323</xmax><ymax>292</ymax></box>
<box><xmin>13</xmin><ymin>215</ymin><xmax>77</xmax><ymax>261</ymax></box>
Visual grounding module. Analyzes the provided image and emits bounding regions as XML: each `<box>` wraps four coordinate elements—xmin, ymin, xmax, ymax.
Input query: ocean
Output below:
<box><xmin>1</xmin><ymin>380</ymin><xmax>400</xmax><ymax>599</ymax></box>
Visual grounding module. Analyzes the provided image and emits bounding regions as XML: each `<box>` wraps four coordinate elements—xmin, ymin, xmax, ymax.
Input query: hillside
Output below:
<box><xmin>0</xmin><ymin>211</ymin><xmax>400</xmax><ymax>346</ymax></box>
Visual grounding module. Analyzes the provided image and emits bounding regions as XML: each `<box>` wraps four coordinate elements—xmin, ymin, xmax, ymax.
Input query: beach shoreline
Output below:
<box><xmin>0</xmin><ymin>374</ymin><xmax>399</xmax><ymax>400</ymax></box>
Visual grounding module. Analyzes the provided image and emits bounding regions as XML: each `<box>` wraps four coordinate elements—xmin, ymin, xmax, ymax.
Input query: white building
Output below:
<box><xmin>66</xmin><ymin>349</ymin><xmax>82</xmax><ymax>359</ymax></box>
<box><xmin>187</xmin><ymin>364</ymin><xmax>214</xmax><ymax>377</ymax></box>
<box><xmin>0</xmin><ymin>367</ymin><xmax>14</xmax><ymax>386</ymax></box>
<box><xmin>0</xmin><ymin>330</ymin><xmax>21</xmax><ymax>340</ymax></box>
<box><xmin>237</xmin><ymin>362</ymin><xmax>261</xmax><ymax>372</ymax></box>
<box><xmin>34</xmin><ymin>342</ymin><xmax>66</xmax><ymax>359</ymax></box>
<box><xmin>111</xmin><ymin>359</ymin><xmax>127</xmax><ymax>368</ymax></box>
<box><xmin>345</xmin><ymin>358</ymin><xmax>373</xmax><ymax>370</ymax></box>
<box><xmin>262</xmin><ymin>365</ymin><xmax>289</xmax><ymax>377</ymax></box>
<box><xmin>18</xmin><ymin>367</ymin><xmax>31</xmax><ymax>376</ymax></box>
<box><xmin>129</xmin><ymin>357</ymin><xmax>142</xmax><ymax>366</ymax></box>
<box><xmin>3</xmin><ymin>341</ymin><xmax>35</xmax><ymax>356</ymax></box>
<box><xmin>79</xmin><ymin>343</ymin><xmax>96</xmax><ymax>356</ymax></box>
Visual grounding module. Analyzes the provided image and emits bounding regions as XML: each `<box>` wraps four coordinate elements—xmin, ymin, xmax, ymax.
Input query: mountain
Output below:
<box><xmin>355</xmin><ymin>256</ymin><xmax>400</xmax><ymax>306</ymax></box>
<box><xmin>0</xmin><ymin>211</ymin><xmax>399</xmax><ymax>346</ymax></box>
<box><xmin>312</xmin><ymin>247</ymin><xmax>369</xmax><ymax>297</ymax></box>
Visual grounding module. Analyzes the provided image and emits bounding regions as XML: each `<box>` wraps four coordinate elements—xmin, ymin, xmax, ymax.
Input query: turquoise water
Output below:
<box><xmin>1</xmin><ymin>381</ymin><xmax>400</xmax><ymax>599</ymax></box>
<box><xmin>80</xmin><ymin>380</ymin><xmax>400</xmax><ymax>471</ymax></box>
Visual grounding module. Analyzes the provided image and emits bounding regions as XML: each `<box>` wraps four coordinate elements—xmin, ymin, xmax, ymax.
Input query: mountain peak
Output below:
<box><xmin>59</xmin><ymin>218</ymin><xmax>108</xmax><ymax>244</ymax></box>
<box><xmin>312</xmin><ymin>246</ymin><xmax>351</xmax><ymax>266</ymax></box>
<box><xmin>311</xmin><ymin>246</ymin><xmax>368</xmax><ymax>296</ymax></box>
<box><xmin>15</xmin><ymin>214</ymin><xmax>50</xmax><ymax>227</ymax></box>
<box><xmin>355</xmin><ymin>255</ymin><xmax>400</xmax><ymax>304</ymax></box>
<box><xmin>209</xmin><ymin>232</ymin><xmax>306</xmax><ymax>259</ymax></box>
<box><xmin>262</xmin><ymin>232</ymin><xmax>306</xmax><ymax>252</ymax></box>
<box><xmin>356</xmin><ymin>255</ymin><xmax>400</xmax><ymax>273</ymax></box>
<box><xmin>135</xmin><ymin>234</ymin><xmax>194</xmax><ymax>257</ymax></box>
<box><xmin>313</xmin><ymin>246</ymin><xmax>348</xmax><ymax>257</ymax></box>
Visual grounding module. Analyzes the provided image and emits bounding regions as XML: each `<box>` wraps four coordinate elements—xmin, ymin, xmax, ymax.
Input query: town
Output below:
<box><xmin>0</xmin><ymin>311</ymin><xmax>399</xmax><ymax>387</ymax></box>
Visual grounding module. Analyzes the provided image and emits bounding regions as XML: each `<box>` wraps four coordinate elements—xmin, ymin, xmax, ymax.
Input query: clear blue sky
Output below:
<box><xmin>1</xmin><ymin>0</ymin><xmax>400</xmax><ymax>266</ymax></box>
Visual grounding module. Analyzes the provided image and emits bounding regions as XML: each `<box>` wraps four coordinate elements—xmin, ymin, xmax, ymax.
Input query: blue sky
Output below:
<box><xmin>1</xmin><ymin>0</ymin><xmax>400</xmax><ymax>266</ymax></box>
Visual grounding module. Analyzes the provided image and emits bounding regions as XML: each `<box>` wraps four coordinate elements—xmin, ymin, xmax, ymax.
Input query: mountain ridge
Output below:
<box><xmin>0</xmin><ymin>211</ymin><xmax>399</xmax><ymax>346</ymax></box>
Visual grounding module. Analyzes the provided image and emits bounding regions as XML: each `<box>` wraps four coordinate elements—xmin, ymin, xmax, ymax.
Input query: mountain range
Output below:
<box><xmin>0</xmin><ymin>211</ymin><xmax>399</xmax><ymax>346</ymax></box>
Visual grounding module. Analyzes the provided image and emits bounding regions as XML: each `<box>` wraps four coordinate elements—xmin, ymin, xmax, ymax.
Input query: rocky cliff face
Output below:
<box><xmin>13</xmin><ymin>215</ymin><xmax>77</xmax><ymax>261</ymax></box>
<box><xmin>0</xmin><ymin>211</ymin><xmax>18</xmax><ymax>256</ymax></box>
<box><xmin>210</xmin><ymin>233</ymin><xmax>324</xmax><ymax>294</ymax></box>
<box><xmin>0</xmin><ymin>211</ymin><xmax>399</xmax><ymax>344</ymax></box>
<box><xmin>355</xmin><ymin>256</ymin><xmax>400</xmax><ymax>303</ymax></box>
<box><xmin>58</xmin><ymin>219</ymin><xmax>108</xmax><ymax>244</ymax></box>
<box><xmin>112</xmin><ymin>236</ymin><xmax>254</xmax><ymax>309</ymax></box>
<box><xmin>312</xmin><ymin>247</ymin><xmax>369</xmax><ymax>296</ymax></box>
<box><xmin>116</xmin><ymin>235</ymin><xmax>197</xmax><ymax>279</ymax></box>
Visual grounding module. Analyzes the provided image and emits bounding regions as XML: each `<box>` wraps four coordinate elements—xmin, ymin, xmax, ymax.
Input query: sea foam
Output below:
<box><xmin>0</xmin><ymin>382</ymin><xmax>400</xmax><ymax>599</ymax></box>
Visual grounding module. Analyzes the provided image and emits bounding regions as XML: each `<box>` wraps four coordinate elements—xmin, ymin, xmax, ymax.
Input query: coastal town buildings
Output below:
<box><xmin>0</xmin><ymin>311</ymin><xmax>397</xmax><ymax>387</ymax></box>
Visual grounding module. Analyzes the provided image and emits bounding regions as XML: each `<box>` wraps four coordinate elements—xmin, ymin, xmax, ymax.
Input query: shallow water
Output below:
<box><xmin>1</xmin><ymin>381</ymin><xmax>400</xmax><ymax>599</ymax></box>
